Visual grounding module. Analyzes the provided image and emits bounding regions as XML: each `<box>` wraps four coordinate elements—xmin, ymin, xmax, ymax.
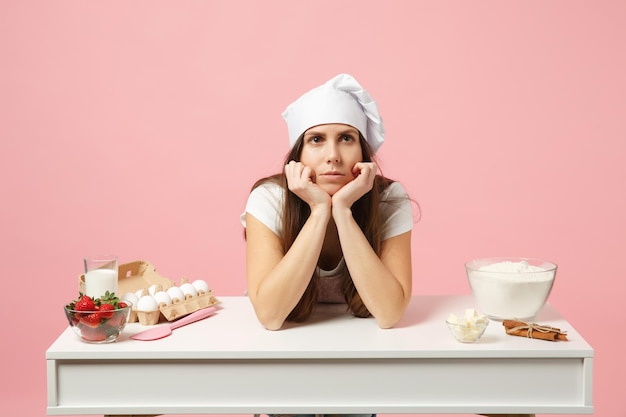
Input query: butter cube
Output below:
<box><xmin>465</xmin><ymin>308</ymin><xmax>478</xmax><ymax>320</ymax></box>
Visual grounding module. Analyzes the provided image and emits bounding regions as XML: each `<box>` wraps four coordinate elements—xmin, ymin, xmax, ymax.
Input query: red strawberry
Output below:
<box><xmin>106</xmin><ymin>310</ymin><xmax>127</xmax><ymax>328</ymax></box>
<box><xmin>81</xmin><ymin>326</ymin><xmax>107</xmax><ymax>342</ymax></box>
<box><xmin>75</xmin><ymin>295</ymin><xmax>96</xmax><ymax>312</ymax></box>
<box><xmin>118</xmin><ymin>301</ymin><xmax>128</xmax><ymax>308</ymax></box>
<box><xmin>79</xmin><ymin>312</ymin><xmax>102</xmax><ymax>328</ymax></box>
<box><xmin>98</xmin><ymin>303</ymin><xmax>115</xmax><ymax>319</ymax></box>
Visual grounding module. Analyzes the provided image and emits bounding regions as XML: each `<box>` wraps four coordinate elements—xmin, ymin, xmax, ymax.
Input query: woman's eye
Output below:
<box><xmin>340</xmin><ymin>135</ymin><xmax>354</xmax><ymax>142</ymax></box>
<box><xmin>309</xmin><ymin>136</ymin><xmax>322</xmax><ymax>143</ymax></box>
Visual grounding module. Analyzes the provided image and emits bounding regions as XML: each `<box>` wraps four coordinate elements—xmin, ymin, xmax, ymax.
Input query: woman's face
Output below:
<box><xmin>299</xmin><ymin>123</ymin><xmax>363</xmax><ymax>196</ymax></box>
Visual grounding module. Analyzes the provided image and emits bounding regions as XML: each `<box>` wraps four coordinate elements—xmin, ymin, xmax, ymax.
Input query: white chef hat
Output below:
<box><xmin>281</xmin><ymin>73</ymin><xmax>385</xmax><ymax>153</ymax></box>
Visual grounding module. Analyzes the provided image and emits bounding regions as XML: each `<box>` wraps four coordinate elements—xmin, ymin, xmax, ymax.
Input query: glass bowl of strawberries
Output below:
<box><xmin>64</xmin><ymin>292</ymin><xmax>132</xmax><ymax>343</ymax></box>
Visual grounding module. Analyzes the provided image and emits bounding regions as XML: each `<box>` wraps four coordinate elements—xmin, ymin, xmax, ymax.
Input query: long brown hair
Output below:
<box><xmin>250</xmin><ymin>133</ymin><xmax>398</xmax><ymax>322</ymax></box>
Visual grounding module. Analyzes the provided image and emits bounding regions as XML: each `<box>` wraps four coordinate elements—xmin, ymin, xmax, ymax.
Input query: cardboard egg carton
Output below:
<box><xmin>157</xmin><ymin>279</ymin><xmax>220</xmax><ymax>322</ymax></box>
<box><xmin>78</xmin><ymin>260</ymin><xmax>220</xmax><ymax>324</ymax></box>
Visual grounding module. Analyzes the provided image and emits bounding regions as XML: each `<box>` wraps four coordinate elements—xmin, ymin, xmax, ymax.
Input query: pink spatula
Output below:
<box><xmin>130</xmin><ymin>307</ymin><xmax>217</xmax><ymax>341</ymax></box>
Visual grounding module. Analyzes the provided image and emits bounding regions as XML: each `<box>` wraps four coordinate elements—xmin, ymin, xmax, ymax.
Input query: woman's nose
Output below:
<box><xmin>327</xmin><ymin>143</ymin><xmax>340</xmax><ymax>163</ymax></box>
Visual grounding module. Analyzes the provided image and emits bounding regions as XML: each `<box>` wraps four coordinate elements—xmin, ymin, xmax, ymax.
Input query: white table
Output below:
<box><xmin>46</xmin><ymin>295</ymin><xmax>594</xmax><ymax>415</ymax></box>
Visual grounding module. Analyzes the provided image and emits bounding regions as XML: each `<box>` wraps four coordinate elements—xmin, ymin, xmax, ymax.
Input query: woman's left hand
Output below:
<box><xmin>332</xmin><ymin>162</ymin><xmax>377</xmax><ymax>210</ymax></box>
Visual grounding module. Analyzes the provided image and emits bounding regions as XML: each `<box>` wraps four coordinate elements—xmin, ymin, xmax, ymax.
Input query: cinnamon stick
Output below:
<box><xmin>502</xmin><ymin>319</ymin><xmax>568</xmax><ymax>342</ymax></box>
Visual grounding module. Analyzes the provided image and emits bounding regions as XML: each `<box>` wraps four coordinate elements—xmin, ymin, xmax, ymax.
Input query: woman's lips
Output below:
<box><xmin>320</xmin><ymin>171</ymin><xmax>344</xmax><ymax>181</ymax></box>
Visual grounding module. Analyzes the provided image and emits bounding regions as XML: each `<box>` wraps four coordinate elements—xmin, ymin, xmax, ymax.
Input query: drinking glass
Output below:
<box><xmin>84</xmin><ymin>255</ymin><xmax>118</xmax><ymax>298</ymax></box>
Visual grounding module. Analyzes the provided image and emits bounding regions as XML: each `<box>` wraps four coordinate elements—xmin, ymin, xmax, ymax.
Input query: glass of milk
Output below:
<box><xmin>84</xmin><ymin>255</ymin><xmax>118</xmax><ymax>298</ymax></box>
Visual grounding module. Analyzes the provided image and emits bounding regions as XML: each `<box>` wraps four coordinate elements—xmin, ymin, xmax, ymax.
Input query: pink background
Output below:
<box><xmin>1</xmin><ymin>1</ymin><xmax>624</xmax><ymax>416</ymax></box>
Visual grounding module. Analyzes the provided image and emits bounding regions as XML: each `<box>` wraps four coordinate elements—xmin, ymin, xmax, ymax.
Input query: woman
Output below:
<box><xmin>241</xmin><ymin>74</ymin><xmax>534</xmax><ymax>417</ymax></box>
<box><xmin>242</xmin><ymin>73</ymin><xmax>414</xmax><ymax>331</ymax></box>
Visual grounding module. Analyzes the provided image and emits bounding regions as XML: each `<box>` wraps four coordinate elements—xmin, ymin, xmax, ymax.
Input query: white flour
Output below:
<box><xmin>468</xmin><ymin>260</ymin><xmax>555</xmax><ymax>320</ymax></box>
<box><xmin>479</xmin><ymin>260</ymin><xmax>543</xmax><ymax>273</ymax></box>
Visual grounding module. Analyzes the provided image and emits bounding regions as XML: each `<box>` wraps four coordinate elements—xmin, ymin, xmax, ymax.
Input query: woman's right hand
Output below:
<box><xmin>284</xmin><ymin>160</ymin><xmax>331</xmax><ymax>210</ymax></box>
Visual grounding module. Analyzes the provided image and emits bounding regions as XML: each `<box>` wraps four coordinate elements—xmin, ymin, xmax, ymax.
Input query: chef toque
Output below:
<box><xmin>281</xmin><ymin>74</ymin><xmax>385</xmax><ymax>153</ymax></box>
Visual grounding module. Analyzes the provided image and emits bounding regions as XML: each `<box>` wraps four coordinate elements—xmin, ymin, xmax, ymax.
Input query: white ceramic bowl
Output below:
<box><xmin>465</xmin><ymin>257</ymin><xmax>557</xmax><ymax>321</ymax></box>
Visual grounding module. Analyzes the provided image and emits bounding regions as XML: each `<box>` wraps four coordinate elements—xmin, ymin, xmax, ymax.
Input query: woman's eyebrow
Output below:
<box><xmin>304</xmin><ymin>130</ymin><xmax>325</xmax><ymax>137</ymax></box>
<box><xmin>339</xmin><ymin>129</ymin><xmax>359</xmax><ymax>135</ymax></box>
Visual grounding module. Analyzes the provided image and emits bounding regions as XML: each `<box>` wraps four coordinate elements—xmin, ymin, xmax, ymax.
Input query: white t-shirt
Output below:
<box><xmin>241</xmin><ymin>181</ymin><xmax>413</xmax><ymax>243</ymax></box>
<box><xmin>241</xmin><ymin>181</ymin><xmax>413</xmax><ymax>302</ymax></box>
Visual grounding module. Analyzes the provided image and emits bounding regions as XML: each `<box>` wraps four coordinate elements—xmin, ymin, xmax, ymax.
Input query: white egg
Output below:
<box><xmin>180</xmin><ymin>282</ymin><xmax>198</xmax><ymax>298</ymax></box>
<box><xmin>135</xmin><ymin>289</ymin><xmax>145</xmax><ymax>299</ymax></box>
<box><xmin>136</xmin><ymin>295</ymin><xmax>159</xmax><ymax>312</ymax></box>
<box><xmin>191</xmin><ymin>279</ymin><xmax>210</xmax><ymax>294</ymax></box>
<box><xmin>148</xmin><ymin>284</ymin><xmax>160</xmax><ymax>296</ymax></box>
<box><xmin>166</xmin><ymin>286</ymin><xmax>185</xmax><ymax>303</ymax></box>
<box><xmin>153</xmin><ymin>291</ymin><xmax>172</xmax><ymax>306</ymax></box>
<box><xmin>121</xmin><ymin>292</ymin><xmax>139</xmax><ymax>310</ymax></box>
